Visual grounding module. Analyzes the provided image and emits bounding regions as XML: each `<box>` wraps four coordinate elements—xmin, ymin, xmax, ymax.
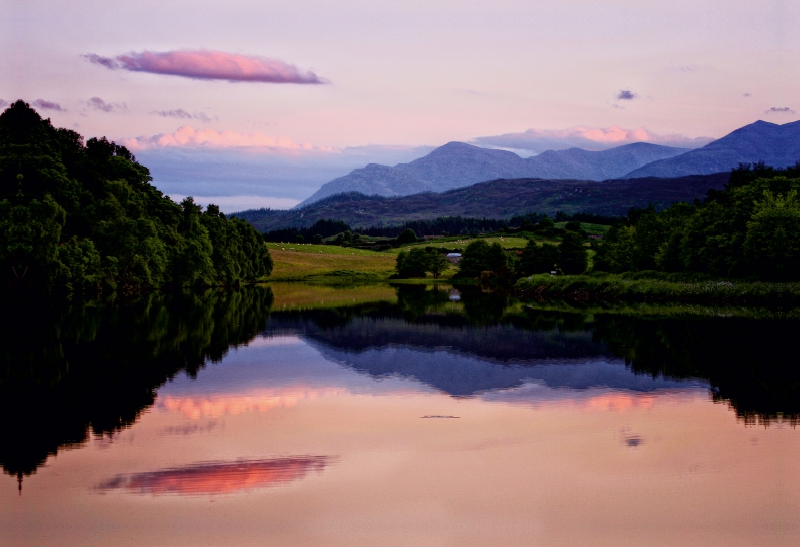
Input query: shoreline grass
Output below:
<box><xmin>514</xmin><ymin>273</ymin><xmax>800</xmax><ymax>304</ymax></box>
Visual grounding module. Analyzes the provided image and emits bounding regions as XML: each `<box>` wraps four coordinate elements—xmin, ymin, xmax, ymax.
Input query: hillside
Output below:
<box><xmin>246</xmin><ymin>173</ymin><xmax>730</xmax><ymax>232</ymax></box>
<box><xmin>298</xmin><ymin>141</ymin><xmax>689</xmax><ymax>206</ymax></box>
<box><xmin>624</xmin><ymin>120</ymin><xmax>800</xmax><ymax>178</ymax></box>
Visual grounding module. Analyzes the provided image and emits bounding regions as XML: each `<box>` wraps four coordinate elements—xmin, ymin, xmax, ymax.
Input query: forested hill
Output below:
<box><xmin>0</xmin><ymin>100</ymin><xmax>272</xmax><ymax>291</ymax></box>
<box><xmin>240</xmin><ymin>172</ymin><xmax>730</xmax><ymax>232</ymax></box>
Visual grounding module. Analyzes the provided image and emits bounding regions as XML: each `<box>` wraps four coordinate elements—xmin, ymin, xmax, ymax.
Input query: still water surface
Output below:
<box><xmin>2</xmin><ymin>284</ymin><xmax>798</xmax><ymax>546</ymax></box>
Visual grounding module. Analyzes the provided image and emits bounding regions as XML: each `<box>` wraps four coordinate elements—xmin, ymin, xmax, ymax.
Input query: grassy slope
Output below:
<box><xmin>388</xmin><ymin>236</ymin><xmax>531</xmax><ymax>254</ymax></box>
<box><xmin>248</xmin><ymin>173</ymin><xmax>730</xmax><ymax>231</ymax></box>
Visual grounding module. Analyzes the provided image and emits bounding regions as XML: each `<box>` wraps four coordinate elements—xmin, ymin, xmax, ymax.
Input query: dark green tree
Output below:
<box><xmin>425</xmin><ymin>248</ymin><xmax>450</xmax><ymax>278</ymax></box>
<box><xmin>558</xmin><ymin>231</ymin><xmax>588</xmax><ymax>275</ymax></box>
<box><xmin>396</xmin><ymin>228</ymin><xmax>418</xmax><ymax>246</ymax></box>
<box><xmin>517</xmin><ymin>240</ymin><xmax>559</xmax><ymax>276</ymax></box>
<box><xmin>458</xmin><ymin>240</ymin><xmax>507</xmax><ymax>278</ymax></box>
<box><xmin>395</xmin><ymin>248</ymin><xmax>430</xmax><ymax>277</ymax></box>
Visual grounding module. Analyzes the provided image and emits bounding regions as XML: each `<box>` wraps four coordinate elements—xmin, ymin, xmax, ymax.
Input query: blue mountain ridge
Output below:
<box><xmin>297</xmin><ymin>142</ymin><xmax>688</xmax><ymax>207</ymax></box>
<box><xmin>296</xmin><ymin>119</ymin><xmax>800</xmax><ymax>208</ymax></box>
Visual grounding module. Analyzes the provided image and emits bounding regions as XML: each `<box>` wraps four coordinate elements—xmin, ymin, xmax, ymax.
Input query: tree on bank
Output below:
<box><xmin>457</xmin><ymin>240</ymin><xmax>507</xmax><ymax>278</ymax></box>
<box><xmin>558</xmin><ymin>231</ymin><xmax>588</xmax><ymax>275</ymax></box>
<box><xmin>395</xmin><ymin>247</ymin><xmax>450</xmax><ymax>278</ymax></box>
<box><xmin>0</xmin><ymin>100</ymin><xmax>272</xmax><ymax>291</ymax></box>
<box><xmin>518</xmin><ymin>240</ymin><xmax>559</xmax><ymax>276</ymax></box>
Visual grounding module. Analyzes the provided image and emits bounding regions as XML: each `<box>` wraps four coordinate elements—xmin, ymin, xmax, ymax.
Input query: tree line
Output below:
<box><xmin>394</xmin><ymin>225</ymin><xmax>589</xmax><ymax>281</ymax></box>
<box><xmin>594</xmin><ymin>163</ymin><xmax>800</xmax><ymax>280</ymax></box>
<box><xmin>0</xmin><ymin>100</ymin><xmax>272</xmax><ymax>292</ymax></box>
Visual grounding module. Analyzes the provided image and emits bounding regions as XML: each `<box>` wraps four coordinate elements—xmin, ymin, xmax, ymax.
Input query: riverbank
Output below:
<box><xmin>514</xmin><ymin>273</ymin><xmax>800</xmax><ymax>304</ymax></box>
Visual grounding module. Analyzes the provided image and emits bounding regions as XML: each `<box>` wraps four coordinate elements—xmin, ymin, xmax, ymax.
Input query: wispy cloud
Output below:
<box><xmin>616</xmin><ymin>89</ymin><xmax>637</xmax><ymax>100</ymax></box>
<box><xmin>472</xmin><ymin>126</ymin><xmax>713</xmax><ymax>153</ymax></box>
<box><xmin>83</xmin><ymin>50</ymin><xmax>327</xmax><ymax>84</ymax></box>
<box><xmin>151</xmin><ymin>109</ymin><xmax>217</xmax><ymax>123</ymax></box>
<box><xmin>32</xmin><ymin>99</ymin><xmax>66</xmax><ymax>111</ymax></box>
<box><xmin>87</xmin><ymin>96</ymin><xmax>127</xmax><ymax>113</ymax></box>
<box><xmin>121</xmin><ymin>125</ymin><xmax>332</xmax><ymax>152</ymax></box>
<box><xmin>765</xmin><ymin>106</ymin><xmax>796</xmax><ymax>114</ymax></box>
<box><xmin>0</xmin><ymin>99</ymin><xmax>8</xmax><ymax>108</ymax></box>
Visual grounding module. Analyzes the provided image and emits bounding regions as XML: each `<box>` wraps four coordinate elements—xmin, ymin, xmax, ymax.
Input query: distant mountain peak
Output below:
<box><xmin>297</xmin><ymin>139</ymin><xmax>690</xmax><ymax>207</ymax></box>
<box><xmin>623</xmin><ymin>117</ymin><xmax>800</xmax><ymax>178</ymax></box>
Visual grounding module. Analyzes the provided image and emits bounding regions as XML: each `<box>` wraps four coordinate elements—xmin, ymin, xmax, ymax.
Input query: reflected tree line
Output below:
<box><xmin>0</xmin><ymin>286</ymin><xmax>274</xmax><ymax>489</ymax></box>
<box><xmin>2</xmin><ymin>283</ymin><xmax>798</xmax><ymax>485</ymax></box>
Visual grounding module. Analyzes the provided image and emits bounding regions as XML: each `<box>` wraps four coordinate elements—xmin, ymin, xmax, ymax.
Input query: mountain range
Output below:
<box><xmin>624</xmin><ymin>119</ymin><xmax>800</xmax><ymax>178</ymax></box>
<box><xmin>248</xmin><ymin>173</ymin><xmax>730</xmax><ymax>232</ymax></box>
<box><xmin>297</xmin><ymin>141</ymin><xmax>688</xmax><ymax>207</ymax></box>
<box><xmin>297</xmin><ymin>119</ymin><xmax>800</xmax><ymax>207</ymax></box>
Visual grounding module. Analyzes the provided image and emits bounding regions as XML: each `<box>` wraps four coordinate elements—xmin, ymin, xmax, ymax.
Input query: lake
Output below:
<box><xmin>1</xmin><ymin>283</ymin><xmax>798</xmax><ymax>546</ymax></box>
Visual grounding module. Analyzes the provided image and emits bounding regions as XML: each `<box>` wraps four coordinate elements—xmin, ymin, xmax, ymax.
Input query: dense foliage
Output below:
<box><xmin>262</xmin><ymin>218</ymin><xmax>351</xmax><ymax>243</ymax></box>
<box><xmin>0</xmin><ymin>101</ymin><xmax>272</xmax><ymax>291</ymax></box>
<box><xmin>395</xmin><ymin>247</ymin><xmax>450</xmax><ymax>278</ymax></box>
<box><xmin>457</xmin><ymin>240</ymin><xmax>509</xmax><ymax>278</ymax></box>
<box><xmin>594</xmin><ymin>163</ymin><xmax>800</xmax><ymax>280</ymax></box>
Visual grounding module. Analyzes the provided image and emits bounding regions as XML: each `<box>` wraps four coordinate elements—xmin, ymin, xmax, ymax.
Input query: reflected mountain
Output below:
<box><xmin>0</xmin><ymin>287</ymin><xmax>274</xmax><ymax>486</ymax></box>
<box><xmin>265</xmin><ymin>314</ymin><xmax>698</xmax><ymax>396</ymax></box>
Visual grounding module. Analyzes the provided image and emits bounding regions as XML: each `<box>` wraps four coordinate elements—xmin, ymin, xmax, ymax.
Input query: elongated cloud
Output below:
<box><xmin>765</xmin><ymin>106</ymin><xmax>796</xmax><ymax>114</ymax></box>
<box><xmin>83</xmin><ymin>50</ymin><xmax>326</xmax><ymax>84</ymax></box>
<box><xmin>617</xmin><ymin>89</ymin><xmax>637</xmax><ymax>100</ymax></box>
<box><xmin>0</xmin><ymin>99</ymin><xmax>8</xmax><ymax>108</ymax></box>
<box><xmin>151</xmin><ymin>108</ymin><xmax>216</xmax><ymax>123</ymax></box>
<box><xmin>472</xmin><ymin>126</ymin><xmax>713</xmax><ymax>153</ymax></box>
<box><xmin>95</xmin><ymin>456</ymin><xmax>332</xmax><ymax>495</ymax></box>
<box><xmin>121</xmin><ymin>125</ymin><xmax>333</xmax><ymax>152</ymax></box>
<box><xmin>32</xmin><ymin>99</ymin><xmax>66</xmax><ymax>111</ymax></box>
<box><xmin>87</xmin><ymin>96</ymin><xmax>127</xmax><ymax>113</ymax></box>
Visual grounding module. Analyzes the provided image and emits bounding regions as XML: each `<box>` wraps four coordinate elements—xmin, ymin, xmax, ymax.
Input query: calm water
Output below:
<box><xmin>2</xmin><ymin>284</ymin><xmax>799</xmax><ymax>546</ymax></box>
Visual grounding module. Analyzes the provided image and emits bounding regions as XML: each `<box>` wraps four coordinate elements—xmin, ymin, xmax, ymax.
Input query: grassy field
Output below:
<box><xmin>266</xmin><ymin>243</ymin><xmax>397</xmax><ymax>280</ymax></box>
<box><xmin>388</xmin><ymin>236</ymin><xmax>530</xmax><ymax>254</ymax></box>
<box><xmin>267</xmin><ymin>282</ymin><xmax>398</xmax><ymax>310</ymax></box>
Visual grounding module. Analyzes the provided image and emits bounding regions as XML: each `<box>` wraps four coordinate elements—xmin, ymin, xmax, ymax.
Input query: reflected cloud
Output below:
<box><xmin>96</xmin><ymin>456</ymin><xmax>332</xmax><ymax>495</ymax></box>
<box><xmin>481</xmin><ymin>382</ymin><xmax>704</xmax><ymax>412</ymax></box>
<box><xmin>158</xmin><ymin>387</ymin><xmax>344</xmax><ymax>419</ymax></box>
<box><xmin>159</xmin><ymin>420</ymin><xmax>218</xmax><ymax>436</ymax></box>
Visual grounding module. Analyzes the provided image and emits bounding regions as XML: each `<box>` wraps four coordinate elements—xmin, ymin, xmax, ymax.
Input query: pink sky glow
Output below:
<box><xmin>4</xmin><ymin>0</ymin><xmax>799</xmax><ymax>204</ymax></box>
<box><xmin>122</xmin><ymin>125</ymin><xmax>333</xmax><ymax>152</ymax></box>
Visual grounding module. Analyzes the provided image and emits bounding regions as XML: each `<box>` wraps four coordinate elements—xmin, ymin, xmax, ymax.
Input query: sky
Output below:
<box><xmin>4</xmin><ymin>0</ymin><xmax>799</xmax><ymax>211</ymax></box>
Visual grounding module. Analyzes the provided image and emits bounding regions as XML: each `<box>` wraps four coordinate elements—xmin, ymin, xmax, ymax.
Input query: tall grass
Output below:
<box><xmin>515</xmin><ymin>272</ymin><xmax>800</xmax><ymax>304</ymax></box>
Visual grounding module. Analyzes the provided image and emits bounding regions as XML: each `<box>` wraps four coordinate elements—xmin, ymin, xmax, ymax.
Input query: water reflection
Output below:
<box><xmin>2</xmin><ymin>282</ymin><xmax>799</xmax><ymax>487</ymax></box>
<box><xmin>0</xmin><ymin>287</ymin><xmax>274</xmax><ymax>486</ymax></box>
<box><xmin>95</xmin><ymin>456</ymin><xmax>332</xmax><ymax>496</ymax></box>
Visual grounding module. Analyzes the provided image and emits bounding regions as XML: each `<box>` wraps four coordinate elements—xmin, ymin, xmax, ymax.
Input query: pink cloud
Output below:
<box><xmin>83</xmin><ymin>50</ymin><xmax>326</xmax><ymax>84</ymax></box>
<box><xmin>121</xmin><ymin>125</ymin><xmax>334</xmax><ymax>152</ymax></box>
